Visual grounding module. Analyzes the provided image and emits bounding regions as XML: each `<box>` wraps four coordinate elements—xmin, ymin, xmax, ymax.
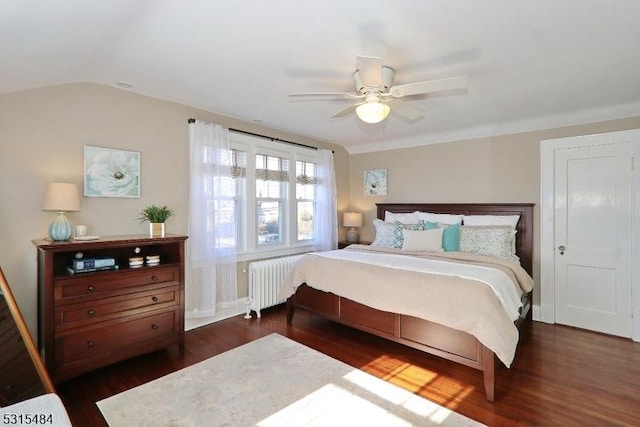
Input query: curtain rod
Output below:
<box><xmin>187</xmin><ymin>118</ymin><xmax>327</xmax><ymax>152</ymax></box>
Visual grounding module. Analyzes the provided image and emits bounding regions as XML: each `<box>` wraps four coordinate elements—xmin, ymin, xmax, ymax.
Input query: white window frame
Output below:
<box><xmin>230</xmin><ymin>132</ymin><xmax>317</xmax><ymax>262</ymax></box>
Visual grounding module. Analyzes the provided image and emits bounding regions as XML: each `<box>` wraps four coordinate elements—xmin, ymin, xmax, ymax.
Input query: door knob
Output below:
<box><xmin>558</xmin><ymin>245</ymin><xmax>565</xmax><ymax>255</ymax></box>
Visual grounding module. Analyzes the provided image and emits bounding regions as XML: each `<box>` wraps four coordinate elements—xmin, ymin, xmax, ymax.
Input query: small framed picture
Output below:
<box><xmin>364</xmin><ymin>169</ymin><xmax>387</xmax><ymax>196</ymax></box>
<box><xmin>84</xmin><ymin>145</ymin><xmax>141</xmax><ymax>198</ymax></box>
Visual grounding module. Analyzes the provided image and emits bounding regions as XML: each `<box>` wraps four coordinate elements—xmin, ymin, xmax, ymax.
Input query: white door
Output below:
<box><xmin>554</xmin><ymin>142</ymin><xmax>633</xmax><ymax>337</ymax></box>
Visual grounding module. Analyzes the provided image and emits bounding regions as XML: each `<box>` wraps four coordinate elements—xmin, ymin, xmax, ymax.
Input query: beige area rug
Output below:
<box><xmin>97</xmin><ymin>333</ymin><xmax>485</xmax><ymax>427</ymax></box>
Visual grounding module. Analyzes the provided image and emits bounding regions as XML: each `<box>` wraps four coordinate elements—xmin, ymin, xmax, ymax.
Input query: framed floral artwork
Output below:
<box><xmin>364</xmin><ymin>169</ymin><xmax>387</xmax><ymax>196</ymax></box>
<box><xmin>84</xmin><ymin>145</ymin><xmax>140</xmax><ymax>198</ymax></box>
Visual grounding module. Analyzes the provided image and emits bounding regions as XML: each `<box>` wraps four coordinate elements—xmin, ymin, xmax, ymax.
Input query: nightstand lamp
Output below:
<box><xmin>343</xmin><ymin>212</ymin><xmax>363</xmax><ymax>243</ymax></box>
<box><xmin>42</xmin><ymin>182</ymin><xmax>80</xmax><ymax>241</ymax></box>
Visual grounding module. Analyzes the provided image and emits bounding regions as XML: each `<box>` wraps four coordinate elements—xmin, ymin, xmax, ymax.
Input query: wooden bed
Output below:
<box><xmin>286</xmin><ymin>203</ymin><xmax>534</xmax><ymax>402</ymax></box>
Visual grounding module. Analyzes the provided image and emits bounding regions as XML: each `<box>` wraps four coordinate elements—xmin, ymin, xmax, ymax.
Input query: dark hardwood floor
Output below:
<box><xmin>56</xmin><ymin>305</ymin><xmax>640</xmax><ymax>426</ymax></box>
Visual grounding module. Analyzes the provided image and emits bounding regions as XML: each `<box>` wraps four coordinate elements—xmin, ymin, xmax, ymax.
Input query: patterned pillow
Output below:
<box><xmin>392</xmin><ymin>220</ymin><xmax>425</xmax><ymax>248</ymax></box>
<box><xmin>371</xmin><ymin>219</ymin><xmax>396</xmax><ymax>248</ymax></box>
<box><xmin>459</xmin><ymin>226</ymin><xmax>517</xmax><ymax>259</ymax></box>
<box><xmin>463</xmin><ymin>217</ymin><xmax>519</xmax><ymax>255</ymax></box>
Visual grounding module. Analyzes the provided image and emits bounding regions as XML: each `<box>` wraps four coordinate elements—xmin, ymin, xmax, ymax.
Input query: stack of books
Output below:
<box><xmin>67</xmin><ymin>257</ymin><xmax>118</xmax><ymax>274</ymax></box>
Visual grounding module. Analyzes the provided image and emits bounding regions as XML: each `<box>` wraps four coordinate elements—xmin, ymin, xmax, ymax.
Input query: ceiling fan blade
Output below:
<box><xmin>386</xmin><ymin>98</ymin><xmax>425</xmax><ymax>121</ymax></box>
<box><xmin>356</xmin><ymin>55</ymin><xmax>383</xmax><ymax>88</ymax></box>
<box><xmin>289</xmin><ymin>92</ymin><xmax>353</xmax><ymax>98</ymax></box>
<box><xmin>330</xmin><ymin>103</ymin><xmax>359</xmax><ymax>119</ymax></box>
<box><xmin>390</xmin><ymin>75</ymin><xmax>468</xmax><ymax>98</ymax></box>
<box><xmin>288</xmin><ymin>92</ymin><xmax>365</xmax><ymax>102</ymax></box>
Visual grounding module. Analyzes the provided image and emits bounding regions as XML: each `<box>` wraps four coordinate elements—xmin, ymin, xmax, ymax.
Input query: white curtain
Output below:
<box><xmin>186</xmin><ymin>120</ymin><xmax>238</xmax><ymax>318</ymax></box>
<box><xmin>314</xmin><ymin>149</ymin><xmax>338</xmax><ymax>251</ymax></box>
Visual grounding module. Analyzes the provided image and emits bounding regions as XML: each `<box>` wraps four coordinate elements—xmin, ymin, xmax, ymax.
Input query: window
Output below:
<box><xmin>213</xmin><ymin>148</ymin><xmax>246</xmax><ymax>249</ymax></box>
<box><xmin>296</xmin><ymin>160</ymin><xmax>316</xmax><ymax>241</ymax></box>
<box><xmin>230</xmin><ymin>133</ymin><xmax>317</xmax><ymax>259</ymax></box>
<box><xmin>220</xmin><ymin>149</ymin><xmax>247</xmax><ymax>247</ymax></box>
<box><xmin>256</xmin><ymin>153</ymin><xmax>288</xmax><ymax>246</ymax></box>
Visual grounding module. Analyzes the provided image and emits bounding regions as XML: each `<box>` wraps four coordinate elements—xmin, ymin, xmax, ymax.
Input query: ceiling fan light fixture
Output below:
<box><xmin>355</xmin><ymin>102</ymin><xmax>390</xmax><ymax>124</ymax></box>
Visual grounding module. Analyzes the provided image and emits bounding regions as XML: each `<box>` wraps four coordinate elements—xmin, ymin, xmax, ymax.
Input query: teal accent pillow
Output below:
<box><xmin>425</xmin><ymin>221</ymin><xmax>460</xmax><ymax>252</ymax></box>
<box><xmin>442</xmin><ymin>223</ymin><xmax>460</xmax><ymax>251</ymax></box>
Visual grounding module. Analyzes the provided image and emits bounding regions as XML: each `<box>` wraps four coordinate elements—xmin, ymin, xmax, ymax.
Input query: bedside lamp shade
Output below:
<box><xmin>42</xmin><ymin>183</ymin><xmax>80</xmax><ymax>241</ymax></box>
<box><xmin>343</xmin><ymin>212</ymin><xmax>363</xmax><ymax>243</ymax></box>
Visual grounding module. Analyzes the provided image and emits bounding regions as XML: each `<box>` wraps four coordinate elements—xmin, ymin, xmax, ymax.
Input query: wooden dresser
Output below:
<box><xmin>33</xmin><ymin>234</ymin><xmax>187</xmax><ymax>383</ymax></box>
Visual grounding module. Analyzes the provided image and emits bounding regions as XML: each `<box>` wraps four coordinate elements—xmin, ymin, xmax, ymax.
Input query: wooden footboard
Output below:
<box><xmin>287</xmin><ymin>284</ymin><xmax>499</xmax><ymax>401</ymax></box>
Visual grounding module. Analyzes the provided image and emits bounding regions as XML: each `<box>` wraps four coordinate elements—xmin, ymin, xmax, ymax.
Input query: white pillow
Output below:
<box><xmin>416</xmin><ymin>212</ymin><xmax>463</xmax><ymax>225</ymax></box>
<box><xmin>384</xmin><ymin>211</ymin><xmax>419</xmax><ymax>224</ymax></box>
<box><xmin>401</xmin><ymin>228</ymin><xmax>444</xmax><ymax>252</ymax></box>
<box><xmin>463</xmin><ymin>215</ymin><xmax>520</xmax><ymax>229</ymax></box>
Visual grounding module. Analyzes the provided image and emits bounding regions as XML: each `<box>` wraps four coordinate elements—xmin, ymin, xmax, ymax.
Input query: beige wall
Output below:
<box><xmin>348</xmin><ymin>116</ymin><xmax>640</xmax><ymax>307</ymax></box>
<box><xmin>2</xmin><ymin>81</ymin><xmax>638</xmax><ymax>332</ymax></box>
<box><xmin>0</xmin><ymin>83</ymin><xmax>349</xmax><ymax>333</ymax></box>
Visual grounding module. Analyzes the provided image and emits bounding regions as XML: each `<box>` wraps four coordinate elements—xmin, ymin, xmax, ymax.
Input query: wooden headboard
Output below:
<box><xmin>376</xmin><ymin>203</ymin><xmax>534</xmax><ymax>276</ymax></box>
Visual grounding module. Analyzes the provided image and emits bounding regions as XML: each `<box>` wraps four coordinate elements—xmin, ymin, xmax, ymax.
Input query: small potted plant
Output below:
<box><xmin>138</xmin><ymin>205</ymin><xmax>174</xmax><ymax>238</ymax></box>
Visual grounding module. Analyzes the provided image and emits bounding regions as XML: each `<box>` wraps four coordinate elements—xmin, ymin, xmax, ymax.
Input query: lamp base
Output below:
<box><xmin>49</xmin><ymin>211</ymin><xmax>72</xmax><ymax>241</ymax></box>
<box><xmin>346</xmin><ymin>227</ymin><xmax>360</xmax><ymax>243</ymax></box>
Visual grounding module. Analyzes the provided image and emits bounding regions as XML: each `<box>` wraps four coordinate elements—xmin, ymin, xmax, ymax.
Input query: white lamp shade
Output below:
<box><xmin>355</xmin><ymin>102</ymin><xmax>390</xmax><ymax>124</ymax></box>
<box><xmin>343</xmin><ymin>212</ymin><xmax>363</xmax><ymax>228</ymax></box>
<box><xmin>42</xmin><ymin>183</ymin><xmax>80</xmax><ymax>212</ymax></box>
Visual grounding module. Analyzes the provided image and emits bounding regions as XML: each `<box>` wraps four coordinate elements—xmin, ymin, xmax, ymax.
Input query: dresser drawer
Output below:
<box><xmin>56</xmin><ymin>286</ymin><xmax>178</xmax><ymax>327</ymax></box>
<box><xmin>56</xmin><ymin>309</ymin><xmax>178</xmax><ymax>366</ymax></box>
<box><xmin>54</xmin><ymin>265</ymin><xmax>179</xmax><ymax>300</ymax></box>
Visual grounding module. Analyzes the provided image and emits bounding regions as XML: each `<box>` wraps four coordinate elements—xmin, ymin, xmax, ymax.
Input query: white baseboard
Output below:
<box><xmin>185</xmin><ymin>297</ymin><xmax>249</xmax><ymax>331</ymax></box>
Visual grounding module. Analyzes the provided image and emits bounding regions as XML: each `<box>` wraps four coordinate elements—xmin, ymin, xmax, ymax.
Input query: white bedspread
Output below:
<box><xmin>316</xmin><ymin>250</ymin><xmax>523</xmax><ymax>322</ymax></box>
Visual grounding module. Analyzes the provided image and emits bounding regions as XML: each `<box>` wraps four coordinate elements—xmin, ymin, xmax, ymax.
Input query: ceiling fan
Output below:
<box><xmin>289</xmin><ymin>56</ymin><xmax>468</xmax><ymax>124</ymax></box>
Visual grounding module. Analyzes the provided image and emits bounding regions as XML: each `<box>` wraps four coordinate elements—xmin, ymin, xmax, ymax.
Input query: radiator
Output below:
<box><xmin>245</xmin><ymin>254</ymin><xmax>304</xmax><ymax>319</ymax></box>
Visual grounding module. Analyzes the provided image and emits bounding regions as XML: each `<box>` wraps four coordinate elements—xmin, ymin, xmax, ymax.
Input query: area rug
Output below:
<box><xmin>97</xmin><ymin>333</ymin><xmax>484</xmax><ymax>427</ymax></box>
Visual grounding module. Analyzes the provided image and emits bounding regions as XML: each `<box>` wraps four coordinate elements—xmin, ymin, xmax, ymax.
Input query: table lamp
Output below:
<box><xmin>42</xmin><ymin>182</ymin><xmax>80</xmax><ymax>241</ymax></box>
<box><xmin>343</xmin><ymin>212</ymin><xmax>363</xmax><ymax>243</ymax></box>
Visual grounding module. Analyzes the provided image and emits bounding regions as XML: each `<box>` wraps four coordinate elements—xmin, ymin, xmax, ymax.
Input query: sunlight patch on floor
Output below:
<box><xmin>257</xmin><ymin>368</ymin><xmax>477</xmax><ymax>427</ymax></box>
<box><xmin>343</xmin><ymin>369</ymin><xmax>459</xmax><ymax>422</ymax></box>
<box><xmin>360</xmin><ymin>354</ymin><xmax>476</xmax><ymax>408</ymax></box>
<box><xmin>257</xmin><ymin>383</ymin><xmax>415</xmax><ymax>427</ymax></box>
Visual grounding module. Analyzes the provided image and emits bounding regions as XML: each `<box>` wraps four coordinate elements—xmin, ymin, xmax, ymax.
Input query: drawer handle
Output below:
<box><xmin>87</xmin><ymin>341</ymin><xmax>95</xmax><ymax>348</ymax></box>
<box><xmin>151</xmin><ymin>275</ymin><xmax>158</xmax><ymax>282</ymax></box>
<box><xmin>87</xmin><ymin>285</ymin><xmax>96</xmax><ymax>292</ymax></box>
<box><xmin>88</xmin><ymin>309</ymin><xmax>96</xmax><ymax>316</ymax></box>
<box><xmin>151</xmin><ymin>324</ymin><xmax>159</xmax><ymax>330</ymax></box>
<box><xmin>151</xmin><ymin>296</ymin><xmax>158</xmax><ymax>302</ymax></box>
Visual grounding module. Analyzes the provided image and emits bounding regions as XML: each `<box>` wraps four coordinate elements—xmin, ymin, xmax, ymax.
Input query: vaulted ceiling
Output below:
<box><xmin>2</xmin><ymin>0</ymin><xmax>639</xmax><ymax>153</ymax></box>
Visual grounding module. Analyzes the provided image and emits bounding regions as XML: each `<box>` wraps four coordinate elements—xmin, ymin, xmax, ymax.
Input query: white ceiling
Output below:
<box><xmin>2</xmin><ymin>0</ymin><xmax>640</xmax><ymax>154</ymax></box>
